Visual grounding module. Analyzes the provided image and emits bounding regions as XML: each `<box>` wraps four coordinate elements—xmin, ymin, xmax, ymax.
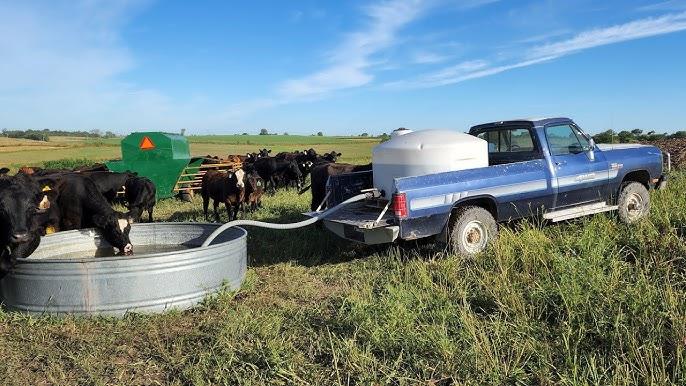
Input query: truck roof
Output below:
<box><xmin>469</xmin><ymin>117</ymin><xmax>573</xmax><ymax>133</ymax></box>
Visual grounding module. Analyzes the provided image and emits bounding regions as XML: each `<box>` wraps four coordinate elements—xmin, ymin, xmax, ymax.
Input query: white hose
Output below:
<box><xmin>201</xmin><ymin>192</ymin><xmax>371</xmax><ymax>247</ymax></box>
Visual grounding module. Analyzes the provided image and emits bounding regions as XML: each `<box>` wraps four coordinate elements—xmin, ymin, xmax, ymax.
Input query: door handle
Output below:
<box><xmin>555</xmin><ymin>161</ymin><xmax>566</xmax><ymax>166</ymax></box>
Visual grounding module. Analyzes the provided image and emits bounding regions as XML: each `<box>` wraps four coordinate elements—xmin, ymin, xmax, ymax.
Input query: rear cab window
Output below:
<box><xmin>475</xmin><ymin>127</ymin><xmax>540</xmax><ymax>165</ymax></box>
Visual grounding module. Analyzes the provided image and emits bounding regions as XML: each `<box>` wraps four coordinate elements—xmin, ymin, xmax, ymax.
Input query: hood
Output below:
<box><xmin>596</xmin><ymin>143</ymin><xmax>652</xmax><ymax>151</ymax></box>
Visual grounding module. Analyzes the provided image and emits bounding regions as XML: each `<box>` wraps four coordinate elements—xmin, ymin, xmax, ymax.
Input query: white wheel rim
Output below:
<box><xmin>626</xmin><ymin>192</ymin><xmax>645</xmax><ymax>221</ymax></box>
<box><xmin>461</xmin><ymin>220</ymin><xmax>488</xmax><ymax>254</ymax></box>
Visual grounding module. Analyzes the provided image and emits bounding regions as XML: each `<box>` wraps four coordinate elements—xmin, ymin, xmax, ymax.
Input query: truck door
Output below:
<box><xmin>545</xmin><ymin>123</ymin><xmax>609</xmax><ymax>208</ymax></box>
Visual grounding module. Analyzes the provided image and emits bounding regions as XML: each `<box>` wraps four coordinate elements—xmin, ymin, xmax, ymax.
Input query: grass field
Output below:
<box><xmin>0</xmin><ymin>135</ymin><xmax>377</xmax><ymax>169</ymax></box>
<box><xmin>0</xmin><ymin>136</ymin><xmax>684</xmax><ymax>385</ymax></box>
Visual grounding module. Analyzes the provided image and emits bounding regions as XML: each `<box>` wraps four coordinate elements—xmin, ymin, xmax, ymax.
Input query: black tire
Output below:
<box><xmin>448</xmin><ymin>206</ymin><xmax>498</xmax><ymax>257</ymax></box>
<box><xmin>617</xmin><ymin>182</ymin><xmax>650</xmax><ymax>223</ymax></box>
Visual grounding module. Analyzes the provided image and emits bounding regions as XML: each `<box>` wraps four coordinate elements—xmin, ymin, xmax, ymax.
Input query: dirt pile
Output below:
<box><xmin>646</xmin><ymin>138</ymin><xmax>686</xmax><ymax>170</ymax></box>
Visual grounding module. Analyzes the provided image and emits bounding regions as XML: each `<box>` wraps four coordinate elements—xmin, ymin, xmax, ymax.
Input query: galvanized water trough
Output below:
<box><xmin>0</xmin><ymin>223</ymin><xmax>247</xmax><ymax>316</ymax></box>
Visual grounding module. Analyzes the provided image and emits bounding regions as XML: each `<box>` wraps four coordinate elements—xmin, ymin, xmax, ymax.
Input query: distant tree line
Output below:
<box><xmin>1</xmin><ymin>128</ymin><xmax>118</xmax><ymax>142</ymax></box>
<box><xmin>593</xmin><ymin>129</ymin><xmax>686</xmax><ymax>143</ymax></box>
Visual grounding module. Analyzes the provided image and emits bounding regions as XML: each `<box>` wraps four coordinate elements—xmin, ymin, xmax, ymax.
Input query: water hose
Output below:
<box><xmin>201</xmin><ymin>192</ymin><xmax>372</xmax><ymax>247</ymax></box>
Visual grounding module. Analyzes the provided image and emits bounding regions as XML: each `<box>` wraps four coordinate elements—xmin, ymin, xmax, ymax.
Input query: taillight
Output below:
<box><xmin>392</xmin><ymin>192</ymin><xmax>408</xmax><ymax>218</ymax></box>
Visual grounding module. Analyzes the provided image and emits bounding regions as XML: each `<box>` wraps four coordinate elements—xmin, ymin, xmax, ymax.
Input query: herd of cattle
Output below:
<box><xmin>0</xmin><ymin>165</ymin><xmax>155</xmax><ymax>276</ymax></box>
<box><xmin>0</xmin><ymin>147</ymin><xmax>368</xmax><ymax>277</ymax></box>
<box><xmin>201</xmin><ymin>147</ymin><xmax>346</xmax><ymax>220</ymax></box>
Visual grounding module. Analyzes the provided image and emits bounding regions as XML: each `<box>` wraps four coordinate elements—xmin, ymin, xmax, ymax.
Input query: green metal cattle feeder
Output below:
<box><xmin>105</xmin><ymin>132</ymin><xmax>239</xmax><ymax>200</ymax></box>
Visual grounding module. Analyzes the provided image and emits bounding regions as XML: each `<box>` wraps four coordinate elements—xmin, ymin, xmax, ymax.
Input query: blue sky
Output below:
<box><xmin>1</xmin><ymin>0</ymin><xmax>685</xmax><ymax>135</ymax></box>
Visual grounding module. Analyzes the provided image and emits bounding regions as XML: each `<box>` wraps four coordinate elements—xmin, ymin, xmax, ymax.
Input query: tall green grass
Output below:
<box><xmin>0</xmin><ymin>171</ymin><xmax>684</xmax><ymax>385</ymax></box>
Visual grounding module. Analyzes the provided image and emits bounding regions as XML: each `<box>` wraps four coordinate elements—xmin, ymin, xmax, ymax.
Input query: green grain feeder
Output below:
<box><xmin>106</xmin><ymin>132</ymin><xmax>190</xmax><ymax>200</ymax></box>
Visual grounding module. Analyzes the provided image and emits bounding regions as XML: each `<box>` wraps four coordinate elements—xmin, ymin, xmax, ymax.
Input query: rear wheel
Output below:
<box><xmin>449</xmin><ymin>206</ymin><xmax>498</xmax><ymax>257</ymax></box>
<box><xmin>617</xmin><ymin>182</ymin><xmax>650</xmax><ymax>223</ymax></box>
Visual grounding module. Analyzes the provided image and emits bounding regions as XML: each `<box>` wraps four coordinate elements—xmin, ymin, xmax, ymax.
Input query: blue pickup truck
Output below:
<box><xmin>320</xmin><ymin>117</ymin><xmax>669</xmax><ymax>256</ymax></box>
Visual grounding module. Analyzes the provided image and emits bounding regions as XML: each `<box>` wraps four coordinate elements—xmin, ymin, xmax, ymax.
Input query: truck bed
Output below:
<box><xmin>304</xmin><ymin>201</ymin><xmax>398</xmax><ymax>244</ymax></box>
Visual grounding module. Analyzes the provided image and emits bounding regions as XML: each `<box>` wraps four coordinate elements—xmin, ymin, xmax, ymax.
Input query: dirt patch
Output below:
<box><xmin>646</xmin><ymin>138</ymin><xmax>686</xmax><ymax>169</ymax></box>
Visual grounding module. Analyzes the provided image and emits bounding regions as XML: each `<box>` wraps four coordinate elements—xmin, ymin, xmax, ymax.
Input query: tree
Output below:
<box><xmin>283</xmin><ymin>132</ymin><xmax>289</xmax><ymax>135</ymax></box>
<box><xmin>242</xmin><ymin>132</ymin><xmax>248</xmax><ymax>135</ymax></box>
<box><xmin>593</xmin><ymin>129</ymin><xmax>615</xmax><ymax>144</ymax></box>
<box><xmin>360</xmin><ymin>132</ymin><xmax>369</xmax><ymax>137</ymax></box>
<box><xmin>317</xmin><ymin>131</ymin><xmax>323</xmax><ymax>136</ymax></box>
<box><xmin>259</xmin><ymin>128</ymin><xmax>269</xmax><ymax>135</ymax></box>
<box><xmin>631</xmin><ymin>128</ymin><xmax>643</xmax><ymax>136</ymax></box>
<box><xmin>180</xmin><ymin>128</ymin><xmax>186</xmax><ymax>136</ymax></box>
<box><xmin>672</xmin><ymin>131</ymin><xmax>686</xmax><ymax>138</ymax></box>
<box><xmin>617</xmin><ymin>130</ymin><xmax>633</xmax><ymax>143</ymax></box>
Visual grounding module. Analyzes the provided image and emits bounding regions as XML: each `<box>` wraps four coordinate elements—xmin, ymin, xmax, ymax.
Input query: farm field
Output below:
<box><xmin>0</xmin><ymin>136</ymin><xmax>685</xmax><ymax>385</ymax></box>
<box><xmin>0</xmin><ymin>134</ymin><xmax>378</xmax><ymax>170</ymax></box>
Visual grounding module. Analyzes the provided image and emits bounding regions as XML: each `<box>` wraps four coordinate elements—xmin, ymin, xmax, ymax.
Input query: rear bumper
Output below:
<box><xmin>323</xmin><ymin>221</ymin><xmax>399</xmax><ymax>245</ymax></box>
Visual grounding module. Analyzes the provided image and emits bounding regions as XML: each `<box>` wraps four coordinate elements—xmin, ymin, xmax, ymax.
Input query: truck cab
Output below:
<box><xmin>318</xmin><ymin>118</ymin><xmax>668</xmax><ymax>255</ymax></box>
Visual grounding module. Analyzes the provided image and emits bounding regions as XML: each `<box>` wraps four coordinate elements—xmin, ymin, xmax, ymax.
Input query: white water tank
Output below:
<box><xmin>372</xmin><ymin>130</ymin><xmax>488</xmax><ymax>198</ymax></box>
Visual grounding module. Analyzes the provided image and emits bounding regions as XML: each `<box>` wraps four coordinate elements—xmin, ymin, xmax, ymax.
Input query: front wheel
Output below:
<box><xmin>617</xmin><ymin>182</ymin><xmax>650</xmax><ymax>223</ymax></box>
<box><xmin>449</xmin><ymin>206</ymin><xmax>498</xmax><ymax>257</ymax></box>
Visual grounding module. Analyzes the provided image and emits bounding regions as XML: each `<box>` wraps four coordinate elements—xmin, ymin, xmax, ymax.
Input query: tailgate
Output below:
<box><xmin>320</xmin><ymin>201</ymin><xmax>395</xmax><ymax>229</ymax></box>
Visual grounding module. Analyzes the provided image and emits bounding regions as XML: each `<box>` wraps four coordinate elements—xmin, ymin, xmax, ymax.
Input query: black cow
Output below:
<box><xmin>252</xmin><ymin>157</ymin><xmax>302</xmax><ymax>192</ymax></box>
<box><xmin>125</xmin><ymin>177</ymin><xmax>156</xmax><ymax>222</ymax></box>
<box><xmin>202</xmin><ymin>169</ymin><xmax>246</xmax><ymax>222</ymax></box>
<box><xmin>29</xmin><ymin>168</ymin><xmax>73</xmax><ymax>176</ymax></box>
<box><xmin>312</xmin><ymin>151</ymin><xmax>342</xmax><ymax>164</ymax></box>
<box><xmin>0</xmin><ymin>167</ymin><xmax>10</xmax><ymax>175</ymax></box>
<box><xmin>0</xmin><ymin>173</ymin><xmax>58</xmax><ymax>276</ymax></box>
<box><xmin>304</xmin><ymin>162</ymin><xmax>372</xmax><ymax>211</ymax></box>
<box><xmin>54</xmin><ymin>174</ymin><xmax>134</xmax><ymax>255</ymax></box>
<box><xmin>82</xmin><ymin>171</ymin><xmax>137</xmax><ymax>202</ymax></box>
<box><xmin>74</xmin><ymin>163</ymin><xmax>108</xmax><ymax>172</ymax></box>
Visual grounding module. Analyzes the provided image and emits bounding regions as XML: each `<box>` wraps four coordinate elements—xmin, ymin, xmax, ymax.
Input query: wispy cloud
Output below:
<box><xmin>412</xmin><ymin>50</ymin><xmax>451</xmax><ymax>64</ymax></box>
<box><xmin>637</xmin><ymin>0</ymin><xmax>686</xmax><ymax>12</ymax></box>
<box><xmin>528</xmin><ymin>11</ymin><xmax>686</xmax><ymax>59</ymax></box>
<box><xmin>0</xmin><ymin>0</ymin><xmax>180</xmax><ymax>130</ymax></box>
<box><xmin>392</xmin><ymin>11</ymin><xmax>686</xmax><ymax>88</ymax></box>
<box><xmin>277</xmin><ymin>0</ymin><xmax>432</xmax><ymax>99</ymax></box>
<box><xmin>515</xmin><ymin>29</ymin><xmax>571</xmax><ymax>44</ymax></box>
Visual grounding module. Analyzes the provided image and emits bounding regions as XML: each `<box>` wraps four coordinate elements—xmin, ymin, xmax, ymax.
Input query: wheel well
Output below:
<box><xmin>435</xmin><ymin>196</ymin><xmax>498</xmax><ymax>244</ymax></box>
<box><xmin>621</xmin><ymin>170</ymin><xmax>650</xmax><ymax>189</ymax></box>
<box><xmin>452</xmin><ymin>196</ymin><xmax>498</xmax><ymax>219</ymax></box>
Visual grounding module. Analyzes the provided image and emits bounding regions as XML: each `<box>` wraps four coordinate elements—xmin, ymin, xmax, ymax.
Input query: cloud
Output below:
<box><xmin>412</xmin><ymin>50</ymin><xmax>451</xmax><ymax>64</ymax></box>
<box><xmin>277</xmin><ymin>0</ymin><xmax>432</xmax><ymax>99</ymax></box>
<box><xmin>637</xmin><ymin>0</ymin><xmax>686</xmax><ymax>12</ymax></box>
<box><xmin>393</xmin><ymin>11</ymin><xmax>686</xmax><ymax>88</ymax></box>
<box><xmin>0</xmin><ymin>0</ymin><xmax>179</xmax><ymax>130</ymax></box>
<box><xmin>528</xmin><ymin>11</ymin><xmax>686</xmax><ymax>59</ymax></box>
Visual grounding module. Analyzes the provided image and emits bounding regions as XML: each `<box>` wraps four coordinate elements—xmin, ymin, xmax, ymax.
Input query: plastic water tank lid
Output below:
<box><xmin>377</xmin><ymin>129</ymin><xmax>484</xmax><ymax>150</ymax></box>
<box><xmin>391</xmin><ymin>128</ymin><xmax>413</xmax><ymax>137</ymax></box>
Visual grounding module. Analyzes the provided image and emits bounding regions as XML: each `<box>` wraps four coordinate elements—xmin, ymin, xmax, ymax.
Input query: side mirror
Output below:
<box><xmin>586</xmin><ymin>138</ymin><xmax>596</xmax><ymax>161</ymax></box>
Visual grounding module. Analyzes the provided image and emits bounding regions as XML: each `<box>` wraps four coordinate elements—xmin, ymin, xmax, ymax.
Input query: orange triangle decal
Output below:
<box><xmin>140</xmin><ymin>136</ymin><xmax>155</xmax><ymax>150</ymax></box>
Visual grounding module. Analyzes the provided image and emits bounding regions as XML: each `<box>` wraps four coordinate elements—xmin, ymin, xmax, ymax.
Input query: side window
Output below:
<box><xmin>546</xmin><ymin>124</ymin><xmax>589</xmax><ymax>155</ymax></box>
<box><xmin>477</xmin><ymin>128</ymin><xmax>535</xmax><ymax>153</ymax></box>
